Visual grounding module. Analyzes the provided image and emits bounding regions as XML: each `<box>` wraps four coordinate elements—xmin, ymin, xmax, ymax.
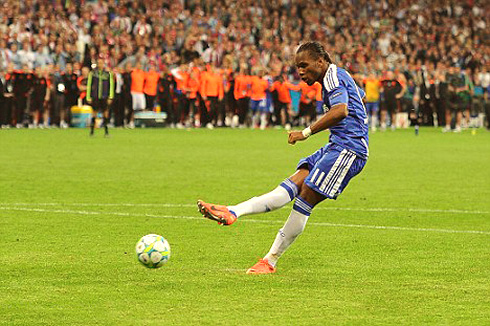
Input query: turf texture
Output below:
<box><xmin>0</xmin><ymin>127</ymin><xmax>489</xmax><ymax>325</ymax></box>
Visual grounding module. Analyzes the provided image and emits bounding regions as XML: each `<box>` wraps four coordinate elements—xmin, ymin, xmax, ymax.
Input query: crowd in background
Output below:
<box><xmin>0</xmin><ymin>0</ymin><xmax>489</xmax><ymax>131</ymax></box>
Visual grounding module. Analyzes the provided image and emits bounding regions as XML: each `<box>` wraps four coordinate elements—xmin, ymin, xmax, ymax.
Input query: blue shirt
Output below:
<box><xmin>322</xmin><ymin>64</ymin><xmax>369</xmax><ymax>159</ymax></box>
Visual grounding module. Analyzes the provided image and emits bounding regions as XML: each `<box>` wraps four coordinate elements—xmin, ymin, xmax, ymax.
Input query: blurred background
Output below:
<box><xmin>0</xmin><ymin>0</ymin><xmax>488</xmax><ymax>132</ymax></box>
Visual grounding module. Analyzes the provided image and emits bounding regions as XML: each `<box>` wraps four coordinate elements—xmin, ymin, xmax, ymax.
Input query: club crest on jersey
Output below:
<box><xmin>322</xmin><ymin>103</ymin><xmax>329</xmax><ymax>113</ymax></box>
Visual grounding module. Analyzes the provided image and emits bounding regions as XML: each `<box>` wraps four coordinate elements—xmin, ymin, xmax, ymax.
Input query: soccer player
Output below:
<box><xmin>86</xmin><ymin>58</ymin><xmax>114</xmax><ymax>136</ymax></box>
<box><xmin>363</xmin><ymin>71</ymin><xmax>381</xmax><ymax>131</ymax></box>
<box><xmin>380</xmin><ymin>70</ymin><xmax>404</xmax><ymax>131</ymax></box>
<box><xmin>249</xmin><ymin>68</ymin><xmax>269</xmax><ymax>129</ymax></box>
<box><xmin>197</xmin><ymin>41</ymin><xmax>369</xmax><ymax>274</ymax></box>
<box><xmin>233</xmin><ymin>66</ymin><xmax>251</xmax><ymax>128</ymax></box>
<box><xmin>200</xmin><ymin>65</ymin><xmax>224</xmax><ymax>129</ymax></box>
<box><xmin>129</xmin><ymin>62</ymin><xmax>146</xmax><ymax>128</ymax></box>
<box><xmin>143</xmin><ymin>64</ymin><xmax>160</xmax><ymax>111</ymax></box>
<box><xmin>30</xmin><ymin>67</ymin><xmax>49</xmax><ymax>128</ymax></box>
<box><xmin>297</xmin><ymin>79</ymin><xmax>318</xmax><ymax>126</ymax></box>
<box><xmin>270</xmin><ymin>74</ymin><xmax>300</xmax><ymax>130</ymax></box>
<box><xmin>185</xmin><ymin>69</ymin><xmax>200</xmax><ymax>127</ymax></box>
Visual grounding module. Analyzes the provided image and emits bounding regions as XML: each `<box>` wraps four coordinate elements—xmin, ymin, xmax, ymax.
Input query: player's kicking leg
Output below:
<box><xmin>247</xmin><ymin>146</ymin><xmax>367</xmax><ymax>274</ymax></box>
<box><xmin>197</xmin><ymin>169</ymin><xmax>308</xmax><ymax>225</ymax></box>
<box><xmin>246</xmin><ymin>184</ymin><xmax>324</xmax><ymax>274</ymax></box>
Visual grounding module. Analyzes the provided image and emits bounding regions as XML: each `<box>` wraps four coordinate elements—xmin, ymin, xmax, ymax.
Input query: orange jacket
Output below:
<box><xmin>299</xmin><ymin>81</ymin><xmax>317</xmax><ymax>104</ymax></box>
<box><xmin>131</xmin><ymin>69</ymin><xmax>146</xmax><ymax>93</ymax></box>
<box><xmin>175</xmin><ymin>71</ymin><xmax>189</xmax><ymax>93</ymax></box>
<box><xmin>144</xmin><ymin>70</ymin><xmax>160</xmax><ymax>96</ymax></box>
<box><xmin>250</xmin><ymin>76</ymin><xmax>268</xmax><ymax>101</ymax></box>
<box><xmin>200</xmin><ymin>72</ymin><xmax>224</xmax><ymax>98</ymax></box>
<box><xmin>234</xmin><ymin>74</ymin><xmax>250</xmax><ymax>100</ymax></box>
<box><xmin>187</xmin><ymin>77</ymin><xmax>200</xmax><ymax>99</ymax></box>
<box><xmin>271</xmin><ymin>80</ymin><xmax>300</xmax><ymax>104</ymax></box>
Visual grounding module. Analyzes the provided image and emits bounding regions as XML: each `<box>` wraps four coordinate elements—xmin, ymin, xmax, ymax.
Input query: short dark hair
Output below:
<box><xmin>296</xmin><ymin>41</ymin><xmax>332</xmax><ymax>63</ymax></box>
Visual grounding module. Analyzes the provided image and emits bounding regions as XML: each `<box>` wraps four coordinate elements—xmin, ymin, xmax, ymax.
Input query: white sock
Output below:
<box><xmin>227</xmin><ymin>179</ymin><xmax>298</xmax><ymax>218</ymax></box>
<box><xmin>264</xmin><ymin>197</ymin><xmax>312</xmax><ymax>267</ymax></box>
<box><xmin>252</xmin><ymin>113</ymin><xmax>259</xmax><ymax>128</ymax></box>
<box><xmin>260</xmin><ymin>113</ymin><xmax>267</xmax><ymax>129</ymax></box>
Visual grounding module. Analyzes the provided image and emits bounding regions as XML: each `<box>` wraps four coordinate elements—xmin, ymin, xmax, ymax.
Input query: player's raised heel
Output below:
<box><xmin>197</xmin><ymin>200</ymin><xmax>237</xmax><ymax>226</ymax></box>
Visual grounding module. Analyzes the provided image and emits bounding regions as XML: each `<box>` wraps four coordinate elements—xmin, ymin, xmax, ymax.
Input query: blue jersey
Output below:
<box><xmin>322</xmin><ymin>64</ymin><xmax>369</xmax><ymax>159</ymax></box>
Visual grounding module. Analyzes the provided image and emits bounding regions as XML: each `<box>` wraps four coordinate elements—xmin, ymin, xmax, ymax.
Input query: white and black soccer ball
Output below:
<box><xmin>135</xmin><ymin>234</ymin><xmax>171</xmax><ymax>268</ymax></box>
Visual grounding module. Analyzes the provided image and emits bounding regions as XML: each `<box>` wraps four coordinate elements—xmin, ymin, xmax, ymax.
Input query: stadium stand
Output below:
<box><xmin>0</xmin><ymin>0</ymin><xmax>488</xmax><ymax>130</ymax></box>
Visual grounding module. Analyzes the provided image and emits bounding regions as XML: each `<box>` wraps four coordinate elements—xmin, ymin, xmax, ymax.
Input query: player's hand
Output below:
<box><xmin>107</xmin><ymin>99</ymin><xmax>113</xmax><ymax>105</ymax></box>
<box><xmin>202</xmin><ymin>96</ymin><xmax>207</xmax><ymax>101</ymax></box>
<box><xmin>288</xmin><ymin>130</ymin><xmax>307</xmax><ymax>145</ymax></box>
<box><xmin>87</xmin><ymin>99</ymin><xmax>92</xmax><ymax>104</ymax></box>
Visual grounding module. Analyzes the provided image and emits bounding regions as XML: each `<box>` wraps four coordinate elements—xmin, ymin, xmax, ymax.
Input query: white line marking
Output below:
<box><xmin>1</xmin><ymin>206</ymin><xmax>489</xmax><ymax>236</ymax></box>
<box><xmin>0</xmin><ymin>202</ymin><xmax>488</xmax><ymax>215</ymax></box>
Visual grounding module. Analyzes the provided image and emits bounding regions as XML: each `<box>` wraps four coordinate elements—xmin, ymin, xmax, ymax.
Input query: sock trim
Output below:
<box><xmin>280</xmin><ymin>179</ymin><xmax>299</xmax><ymax>200</ymax></box>
<box><xmin>293</xmin><ymin>196</ymin><xmax>313</xmax><ymax>216</ymax></box>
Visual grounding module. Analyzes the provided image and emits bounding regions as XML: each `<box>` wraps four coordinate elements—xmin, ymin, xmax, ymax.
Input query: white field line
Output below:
<box><xmin>1</xmin><ymin>206</ymin><xmax>489</xmax><ymax>236</ymax></box>
<box><xmin>0</xmin><ymin>202</ymin><xmax>488</xmax><ymax>215</ymax></box>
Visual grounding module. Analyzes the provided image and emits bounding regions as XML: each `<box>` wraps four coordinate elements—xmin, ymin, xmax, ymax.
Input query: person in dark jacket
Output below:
<box><xmin>87</xmin><ymin>58</ymin><xmax>114</xmax><ymax>136</ymax></box>
<box><xmin>30</xmin><ymin>66</ymin><xmax>48</xmax><ymax>127</ymax></box>
<box><xmin>0</xmin><ymin>64</ymin><xmax>15</xmax><ymax>127</ymax></box>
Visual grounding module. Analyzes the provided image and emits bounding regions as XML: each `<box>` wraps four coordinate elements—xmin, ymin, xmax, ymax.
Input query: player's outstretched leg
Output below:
<box><xmin>247</xmin><ymin>184</ymin><xmax>324</xmax><ymax>274</ymax></box>
<box><xmin>197</xmin><ymin>176</ymin><xmax>301</xmax><ymax>225</ymax></box>
<box><xmin>197</xmin><ymin>200</ymin><xmax>237</xmax><ymax>226</ymax></box>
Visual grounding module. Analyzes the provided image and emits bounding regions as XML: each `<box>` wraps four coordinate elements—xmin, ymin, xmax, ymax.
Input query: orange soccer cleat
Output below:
<box><xmin>197</xmin><ymin>200</ymin><xmax>237</xmax><ymax>226</ymax></box>
<box><xmin>246</xmin><ymin>259</ymin><xmax>276</xmax><ymax>275</ymax></box>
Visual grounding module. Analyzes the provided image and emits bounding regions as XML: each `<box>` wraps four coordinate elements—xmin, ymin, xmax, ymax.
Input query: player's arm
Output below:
<box><xmin>288</xmin><ymin>103</ymin><xmax>347</xmax><ymax>145</ymax></box>
<box><xmin>396</xmin><ymin>76</ymin><xmax>406</xmax><ymax>99</ymax></box>
<box><xmin>86</xmin><ymin>71</ymin><xmax>93</xmax><ymax>103</ymax></box>
<box><xmin>233</xmin><ymin>78</ymin><xmax>241</xmax><ymax>100</ymax></box>
<box><xmin>108</xmin><ymin>71</ymin><xmax>114</xmax><ymax>104</ymax></box>
<box><xmin>288</xmin><ymin>83</ymin><xmax>349</xmax><ymax>145</ymax></box>
<box><xmin>218</xmin><ymin>77</ymin><xmax>224</xmax><ymax>100</ymax></box>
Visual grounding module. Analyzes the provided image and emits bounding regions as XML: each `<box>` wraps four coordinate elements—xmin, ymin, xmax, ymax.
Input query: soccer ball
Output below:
<box><xmin>135</xmin><ymin>234</ymin><xmax>171</xmax><ymax>268</ymax></box>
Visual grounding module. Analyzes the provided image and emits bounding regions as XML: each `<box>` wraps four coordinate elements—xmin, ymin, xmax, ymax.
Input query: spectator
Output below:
<box><xmin>0</xmin><ymin>0</ymin><xmax>487</xmax><ymax>130</ymax></box>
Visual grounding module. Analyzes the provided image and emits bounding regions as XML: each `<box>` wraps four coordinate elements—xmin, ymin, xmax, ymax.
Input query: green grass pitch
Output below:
<box><xmin>1</xmin><ymin>127</ymin><xmax>489</xmax><ymax>325</ymax></box>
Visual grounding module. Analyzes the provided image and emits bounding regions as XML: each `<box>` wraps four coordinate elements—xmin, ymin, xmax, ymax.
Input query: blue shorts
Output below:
<box><xmin>297</xmin><ymin>144</ymin><xmax>366</xmax><ymax>199</ymax></box>
<box><xmin>266</xmin><ymin>94</ymin><xmax>274</xmax><ymax>113</ymax></box>
<box><xmin>250</xmin><ymin>99</ymin><xmax>267</xmax><ymax>113</ymax></box>
<box><xmin>365</xmin><ymin>102</ymin><xmax>379</xmax><ymax>115</ymax></box>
